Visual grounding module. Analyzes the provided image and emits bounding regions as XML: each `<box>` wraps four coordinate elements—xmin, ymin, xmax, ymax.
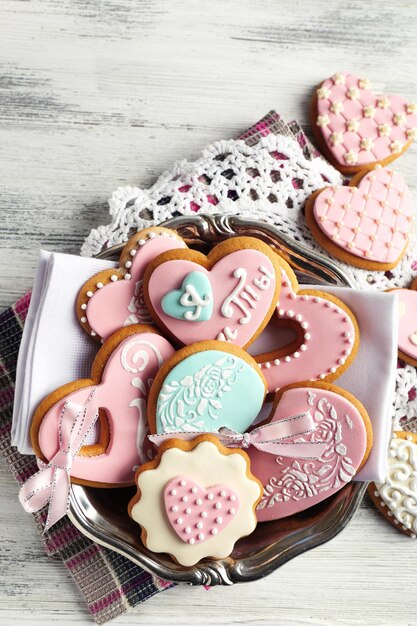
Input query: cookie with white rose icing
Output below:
<box><xmin>252</xmin><ymin>254</ymin><xmax>359</xmax><ymax>393</ymax></box>
<box><xmin>142</xmin><ymin>236</ymin><xmax>282</xmax><ymax>349</ymax></box>
<box><xmin>77</xmin><ymin>226</ymin><xmax>187</xmax><ymax>342</ymax></box>
<box><xmin>369</xmin><ymin>432</ymin><xmax>417</xmax><ymax>538</ymax></box>
<box><xmin>389</xmin><ymin>277</ymin><xmax>417</xmax><ymax>366</ymax></box>
<box><xmin>128</xmin><ymin>434</ymin><xmax>262</xmax><ymax>566</ymax></box>
<box><xmin>305</xmin><ymin>167</ymin><xmax>413</xmax><ymax>270</ymax></box>
<box><xmin>312</xmin><ymin>72</ymin><xmax>417</xmax><ymax>174</ymax></box>
<box><xmin>147</xmin><ymin>340</ymin><xmax>267</xmax><ymax>435</ymax></box>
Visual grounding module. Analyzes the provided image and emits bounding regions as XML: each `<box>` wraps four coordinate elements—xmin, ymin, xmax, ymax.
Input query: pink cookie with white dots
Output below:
<box><xmin>128</xmin><ymin>435</ymin><xmax>262</xmax><ymax>566</ymax></box>
<box><xmin>252</xmin><ymin>256</ymin><xmax>359</xmax><ymax>393</ymax></box>
<box><xmin>306</xmin><ymin>167</ymin><xmax>413</xmax><ymax>270</ymax></box>
<box><xmin>312</xmin><ymin>72</ymin><xmax>417</xmax><ymax>174</ymax></box>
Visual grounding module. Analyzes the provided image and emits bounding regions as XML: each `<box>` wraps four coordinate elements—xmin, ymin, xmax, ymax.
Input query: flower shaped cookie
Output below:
<box><xmin>128</xmin><ymin>435</ymin><xmax>262</xmax><ymax>566</ymax></box>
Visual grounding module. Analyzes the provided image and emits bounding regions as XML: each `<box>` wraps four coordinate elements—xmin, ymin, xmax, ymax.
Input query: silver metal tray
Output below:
<box><xmin>68</xmin><ymin>213</ymin><xmax>366</xmax><ymax>586</ymax></box>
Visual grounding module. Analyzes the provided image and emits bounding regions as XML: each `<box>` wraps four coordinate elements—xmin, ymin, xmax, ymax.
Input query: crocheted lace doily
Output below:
<box><xmin>82</xmin><ymin>128</ymin><xmax>417</xmax><ymax>430</ymax></box>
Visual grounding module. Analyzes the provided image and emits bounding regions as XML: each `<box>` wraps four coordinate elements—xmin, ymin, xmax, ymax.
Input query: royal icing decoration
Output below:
<box><xmin>310</xmin><ymin>168</ymin><xmax>413</xmax><ymax>267</ymax></box>
<box><xmin>164</xmin><ymin>477</ymin><xmax>239</xmax><ymax>544</ymax></box>
<box><xmin>150</xmin><ymin>347</ymin><xmax>266</xmax><ymax>434</ymax></box>
<box><xmin>32</xmin><ymin>327</ymin><xmax>175</xmax><ymax>485</ymax></box>
<box><xmin>161</xmin><ymin>271</ymin><xmax>213</xmax><ymax>322</ymax></box>
<box><xmin>372</xmin><ymin>433</ymin><xmax>417</xmax><ymax>538</ymax></box>
<box><xmin>252</xmin><ymin>262</ymin><xmax>357</xmax><ymax>393</ymax></box>
<box><xmin>144</xmin><ymin>238</ymin><xmax>281</xmax><ymax>348</ymax></box>
<box><xmin>248</xmin><ymin>385</ymin><xmax>369</xmax><ymax>522</ymax></box>
<box><xmin>315</xmin><ymin>72</ymin><xmax>417</xmax><ymax>170</ymax></box>
<box><xmin>78</xmin><ymin>227</ymin><xmax>187</xmax><ymax>340</ymax></box>
<box><xmin>129</xmin><ymin>437</ymin><xmax>261</xmax><ymax>566</ymax></box>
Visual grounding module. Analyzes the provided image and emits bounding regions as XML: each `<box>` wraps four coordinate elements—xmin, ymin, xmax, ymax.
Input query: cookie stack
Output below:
<box><xmin>19</xmin><ymin>71</ymin><xmax>417</xmax><ymax>564</ymax></box>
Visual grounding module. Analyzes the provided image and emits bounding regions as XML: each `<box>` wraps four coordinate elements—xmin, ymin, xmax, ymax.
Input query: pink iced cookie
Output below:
<box><xmin>249</xmin><ymin>383</ymin><xmax>372</xmax><ymax>522</ymax></box>
<box><xmin>77</xmin><ymin>227</ymin><xmax>187</xmax><ymax>341</ymax></box>
<box><xmin>143</xmin><ymin>237</ymin><xmax>283</xmax><ymax>348</ymax></box>
<box><xmin>392</xmin><ymin>281</ymin><xmax>417</xmax><ymax>366</ymax></box>
<box><xmin>31</xmin><ymin>326</ymin><xmax>175</xmax><ymax>486</ymax></box>
<box><xmin>252</xmin><ymin>259</ymin><xmax>359</xmax><ymax>393</ymax></box>
<box><xmin>313</xmin><ymin>72</ymin><xmax>417</xmax><ymax>173</ymax></box>
<box><xmin>306</xmin><ymin>168</ymin><xmax>413</xmax><ymax>270</ymax></box>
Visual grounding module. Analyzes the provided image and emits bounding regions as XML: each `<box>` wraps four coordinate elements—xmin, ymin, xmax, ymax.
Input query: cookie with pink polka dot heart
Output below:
<box><xmin>312</xmin><ymin>72</ymin><xmax>417</xmax><ymax>174</ymax></box>
<box><xmin>128</xmin><ymin>434</ymin><xmax>262</xmax><ymax>566</ymax></box>
<box><xmin>77</xmin><ymin>227</ymin><xmax>187</xmax><ymax>342</ymax></box>
<box><xmin>305</xmin><ymin>167</ymin><xmax>413</xmax><ymax>270</ymax></box>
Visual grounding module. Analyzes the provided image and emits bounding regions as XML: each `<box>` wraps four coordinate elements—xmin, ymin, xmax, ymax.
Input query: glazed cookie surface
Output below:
<box><xmin>369</xmin><ymin>432</ymin><xmax>417</xmax><ymax>538</ymax></box>
<box><xmin>128</xmin><ymin>435</ymin><xmax>262</xmax><ymax>566</ymax></box>
<box><xmin>305</xmin><ymin>167</ymin><xmax>413</xmax><ymax>270</ymax></box>
<box><xmin>248</xmin><ymin>382</ymin><xmax>372</xmax><ymax>522</ymax></box>
<box><xmin>391</xmin><ymin>279</ymin><xmax>417</xmax><ymax>366</ymax></box>
<box><xmin>312</xmin><ymin>72</ymin><xmax>417</xmax><ymax>173</ymax></box>
<box><xmin>143</xmin><ymin>236</ymin><xmax>282</xmax><ymax>348</ymax></box>
<box><xmin>253</xmin><ymin>255</ymin><xmax>359</xmax><ymax>392</ymax></box>
<box><xmin>77</xmin><ymin>227</ymin><xmax>187</xmax><ymax>341</ymax></box>
<box><xmin>31</xmin><ymin>325</ymin><xmax>175</xmax><ymax>487</ymax></box>
<box><xmin>147</xmin><ymin>340</ymin><xmax>267</xmax><ymax>435</ymax></box>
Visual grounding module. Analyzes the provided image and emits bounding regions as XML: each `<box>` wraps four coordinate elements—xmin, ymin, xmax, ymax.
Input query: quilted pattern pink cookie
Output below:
<box><xmin>77</xmin><ymin>227</ymin><xmax>187</xmax><ymax>341</ymax></box>
<box><xmin>312</xmin><ymin>72</ymin><xmax>417</xmax><ymax>173</ymax></box>
<box><xmin>128</xmin><ymin>435</ymin><xmax>262</xmax><ymax>566</ymax></box>
<box><xmin>248</xmin><ymin>382</ymin><xmax>372</xmax><ymax>522</ymax></box>
<box><xmin>306</xmin><ymin>167</ymin><xmax>413</xmax><ymax>270</ymax></box>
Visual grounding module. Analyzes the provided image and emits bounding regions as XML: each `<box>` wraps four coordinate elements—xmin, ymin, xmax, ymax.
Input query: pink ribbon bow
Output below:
<box><xmin>19</xmin><ymin>392</ymin><xmax>98</xmax><ymax>531</ymax></box>
<box><xmin>148</xmin><ymin>411</ymin><xmax>328</xmax><ymax>459</ymax></box>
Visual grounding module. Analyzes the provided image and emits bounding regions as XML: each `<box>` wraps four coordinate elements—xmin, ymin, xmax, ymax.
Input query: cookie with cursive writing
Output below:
<box><xmin>389</xmin><ymin>278</ymin><xmax>417</xmax><ymax>366</ymax></box>
<box><xmin>369</xmin><ymin>432</ymin><xmax>417</xmax><ymax>538</ymax></box>
<box><xmin>30</xmin><ymin>324</ymin><xmax>175</xmax><ymax>487</ymax></box>
<box><xmin>247</xmin><ymin>382</ymin><xmax>372</xmax><ymax>522</ymax></box>
<box><xmin>143</xmin><ymin>236</ymin><xmax>282</xmax><ymax>348</ymax></box>
<box><xmin>252</xmin><ymin>254</ymin><xmax>359</xmax><ymax>393</ymax></box>
<box><xmin>312</xmin><ymin>72</ymin><xmax>417</xmax><ymax>174</ymax></box>
<box><xmin>128</xmin><ymin>434</ymin><xmax>262</xmax><ymax>566</ymax></box>
<box><xmin>77</xmin><ymin>226</ymin><xmax>187</xmax><ymax>342</ymax></box>
<box><xmin>147</xmin><ymin>341</ymin><xmax>267</xmax><ymax>435</ymax></box>
<box><xmin>305</xmin><ymin>167</ymin><xmax>413</xmax><ymax>271</ymax></box>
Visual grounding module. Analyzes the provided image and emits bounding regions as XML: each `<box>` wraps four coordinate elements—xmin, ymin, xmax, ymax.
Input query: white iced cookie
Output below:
<box><xmin>128</xmin><ymin>435</ymin><xmax>262</xmax><ymax>566</ymax></box>
<box><xmin>369</xmin><ymin>431</ymin><xmax>417</xmax><ymax>538</ymax></box>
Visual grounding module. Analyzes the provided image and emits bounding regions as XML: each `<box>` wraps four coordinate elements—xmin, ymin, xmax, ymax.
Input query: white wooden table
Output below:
<box><xmin>1</xmin><ymin>1</ymin><xmax>416</xmax><ymax>624</ymax></box>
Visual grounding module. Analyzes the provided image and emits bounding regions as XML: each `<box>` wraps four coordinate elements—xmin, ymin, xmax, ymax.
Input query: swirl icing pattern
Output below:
<box><xmin>370</xmin><ymin>432</ymin><xmax>417</xmax><ymax>538</ymax></box>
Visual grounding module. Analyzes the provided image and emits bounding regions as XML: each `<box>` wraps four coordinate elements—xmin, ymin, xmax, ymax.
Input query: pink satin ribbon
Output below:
<box><xmin>19</xmin><ymin>392</ymin><xmax>98</xmax><ymax>531</ymax></box>
<box><xmin>148</xmin><ymin>410</ymin><xmax>328</xmax><ymax>459</ymax></box>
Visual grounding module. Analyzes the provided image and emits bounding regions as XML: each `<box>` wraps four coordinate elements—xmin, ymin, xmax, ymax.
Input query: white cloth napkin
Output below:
<box><xmin>12</xmin><ymin>251</ymin><xmax>116</xmax><ymax>454</ymax></box>
<box><xmin>12</xmin><ymin>252</ymin><xmax>397</xmax><ymax>482</ymax></box>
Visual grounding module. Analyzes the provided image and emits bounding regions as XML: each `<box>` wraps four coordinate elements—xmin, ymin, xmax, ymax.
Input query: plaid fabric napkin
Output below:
<box><xmin>0</xmin><ymin>112</ymin><xmax>325</xmax><ymax>623</ymax></box>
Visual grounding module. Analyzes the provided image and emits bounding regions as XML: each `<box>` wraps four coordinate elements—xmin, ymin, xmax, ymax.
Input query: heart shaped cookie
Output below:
<box><xmin>31</xmin><ymin>325</ymin><xmax>175</xmax><ymax>486</ymax></box>
<box><xmin>77</xmin><ymin>227</ymin><xmax>187</xmax><ymax>341</ymax></box>
<box><xmin>305</xmin><ymin>168</ymin><xmax>413</xmax><ymax>270</ymax></box>
<box><xmin>390</xmin><ymin>278</ymin><xmax>417</xmax><ymax>366</ymax></box>
<box><xmin>128</xmin><ymin>435</ymin><xmax>262</xmax><ymax>566</ymax></box>
<box><xmin>369</xmin><ymin>432</ymin><xmax>417</xmax><ymax>538</ymax></box>
<box><xmin>147</xmin><ymin>341</ymin><xmax>267</xmax><ymax>435</ymax></box>
<box><xmin>248</xmin><ymin>382</ymin><xmax>372</xmax><ymax>522</ymax></box>
<box><xmin>143</xmin><ymin>236</ymin><xmax>282</xmax><ymax>348</ymax></box>
<box><xmin>251</xmin><ymin>257</ymin><xmax>359</xmax><ymax>393</ymax></box>
<box><xmin>164</xmin><ymin>476</ymin><xmax>238</xmax><ymax>544</ymax></box>
<box><xmin>312</xmin><ymin>72</ymin><xmax>417</xmax><ymax>173</ymax></box>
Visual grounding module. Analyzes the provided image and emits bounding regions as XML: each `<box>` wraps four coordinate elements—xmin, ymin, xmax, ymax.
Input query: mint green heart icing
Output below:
<box><xmin>156</xmin><ymin>350</ymin><xmax>264</xmax><ymax>434</ymax></box>
<box><xmin>161</xmin><ymin>271</ymin><xmax>213</xmax><ymax>322</ymax></box>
